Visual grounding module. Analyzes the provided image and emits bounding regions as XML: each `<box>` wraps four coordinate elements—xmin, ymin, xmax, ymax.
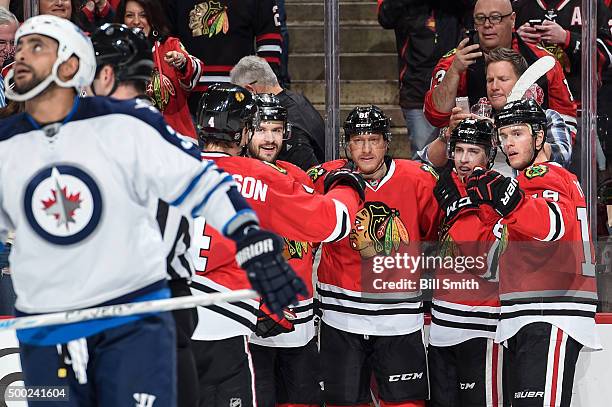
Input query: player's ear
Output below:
<box><xmin>58</xmin><ymin>55</ymin><xmax>79</xmax><ymax>82</ymax></box>
<box><xmin>535</xmin><ymin>129</ymin><xmax>545</xmax><ymax>150</ymax></box>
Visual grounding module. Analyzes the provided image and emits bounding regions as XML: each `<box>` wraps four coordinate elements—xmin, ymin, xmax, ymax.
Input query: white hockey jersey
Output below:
<box><xmin>0</xmin><ymin>96</ymin><xmax>257</xmax><ymax>315</ymax></box>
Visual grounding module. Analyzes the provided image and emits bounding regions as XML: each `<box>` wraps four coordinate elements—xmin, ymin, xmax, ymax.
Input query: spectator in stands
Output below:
<box><xmin>81</xmin><ymin>0</ymin><xmax>116</xmax><ymax>32</ymax></box>
<box><xmin>163</xmin><ymin>0</ymin><xmax>282</xmax><ymax>114</ymax></box>
<box><xmin>513</xmin><ymin>0</ymin><xmax>612</xmax><ymax>107</ymax></box>
<box><xmin>0</xmin><ymin>7</ymin><xmax>16</xmax><ymax>67</ymax></box>
<box><xmin>230</xmin><ymin>55</ymin><xmax>325</xmax><ymax>170</ymax></box>
<box><xmin>420</xmin><ymin>47</ymin><xmax>571</xmax><ymax>169</ymax></box>
<box><xmin>117</xmin><ymin>0</ymin><xmax>204</xmax><ymax>139</ymax></box>
<box><xmin>378</xmin><ymin>0</ymin><xmax>474</xmax><ymax>157</ymax></box>
<box><xmin>0</xmin><ymin>7</ymin><xmax>17</xmax><ymax>108</ymax></box>
<box><xmin>423</xmin><ymin>0</ymin><xmax>577</xmax><ymax>139</ymax></box>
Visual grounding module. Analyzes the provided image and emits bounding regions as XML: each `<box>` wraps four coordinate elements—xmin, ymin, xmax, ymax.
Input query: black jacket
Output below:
<box><xmin>378</xmin><ymin>0</ymin><xmax>474</xmax><ymax>109</ymax></box>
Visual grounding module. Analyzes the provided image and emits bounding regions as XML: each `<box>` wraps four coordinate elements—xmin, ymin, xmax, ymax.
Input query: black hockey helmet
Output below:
<box><xmin>494</xmin><ymin>98</ymin><xmax>547</xmax><ymax>168</ymax></box>
<box><xmin>91</xmin><ymin>23</ymin><xmax>153</xmax><ymax>83</ymax></box>
<box><xmin>253</xmin><ymin>93</ymin><xmax>290</xmax><ymax>139</ymax></box>
<box><xmin>343</xmin><ymin>105</ymin><xmax>392</xmax><ymax>142</ymax></box>
<box><xmin>448</xmin><ymin>118</ymin><xmax>497</xmax><ymax>168</ymax></box>
<box><xmin>494</xmin><ymin>98</ymin><xmax>547</xmax><ymax>133</ymax></box>
<box><xmin>196</xmin><ymin>83</ymin><xmax>257</xmax><ymax>144</ymax></box>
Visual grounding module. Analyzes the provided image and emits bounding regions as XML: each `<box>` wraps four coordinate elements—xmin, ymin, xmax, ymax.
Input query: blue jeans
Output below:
<box><xmin>402</xmin><ymin>108</ymin><xmax>437</xmax><ymax>158</ymax></box>
<box><xmin>0</xmin><ymin>270</ymin><xmax>15</xmax><ymax>316</ymax></box>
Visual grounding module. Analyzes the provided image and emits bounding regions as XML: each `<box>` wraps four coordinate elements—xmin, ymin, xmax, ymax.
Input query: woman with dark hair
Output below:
<box><xmin>117</xmin><ymin>0</ymin><xmax>203</xmax><ymax>139</ymax></box>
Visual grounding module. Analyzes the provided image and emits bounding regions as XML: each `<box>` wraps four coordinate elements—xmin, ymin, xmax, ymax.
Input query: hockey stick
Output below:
<box><xmin>506</xmin><ymin>55</ymin><xmax>556</xmax><ymax>103</ymax></box>
<box><xmin>0</xmin><ymin>289</ymin><xmax>258</xmax><ymax>331</ymax></box>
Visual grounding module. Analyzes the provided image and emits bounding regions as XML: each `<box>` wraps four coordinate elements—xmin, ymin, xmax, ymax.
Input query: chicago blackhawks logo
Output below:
<box><xmin>262</xmin><ymin>161</ymin><xmax>287</xmax><ymax>174</ymax></box>
<box><xmin>147</xmin><ymin>68</ymin><xmax>176</xmax><ymax>112</ymax></box>
<box><xmin>524</xmin><ymin>164</ymin><xmax>549</xmax><ymax>179</ymax></box>
<box><xmin>283</xmin><ymin>238</ymin><xmax>309</xmax><ymax>260</ymax></box>
<box><xmin>189</xmin><ymin>1</ymin><xmax>229</xmax><ymax>38</ymax></box>
<box><xmin>349</xmin><ymin>201</ymin><xmax>409</xmax><ymax>259</ymax></box>
<box><xmin>420</xmin><ymin>164</ymin><xmax>439</xmax><ymax>180</ymax></box>
<box><xmin>24</xmin><ymin>165</ymin><xmax>103</xmax><ymax>245</ymax></box>
<box><xmin>306</xmin><ymin>165</ymin><xmax>327</xmax><ymax>183</ymax></box>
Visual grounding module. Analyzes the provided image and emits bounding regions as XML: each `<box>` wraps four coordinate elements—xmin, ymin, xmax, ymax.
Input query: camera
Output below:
<box><xmin>465</xmin><ymin>28</ymin><xmax>479</xmax><ymax>47</ymax></box>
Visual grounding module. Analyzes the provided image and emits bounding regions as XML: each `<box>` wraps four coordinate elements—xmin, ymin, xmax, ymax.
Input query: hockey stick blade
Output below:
<box><xmin>0</xmin><ymin>289</ymin><xmax>258</xmax><ymax>331</ymax></box>
<box><xmin>507</xmin><ymin>55</ymin><xmax>556</xmax><ymax>103</ymax></box>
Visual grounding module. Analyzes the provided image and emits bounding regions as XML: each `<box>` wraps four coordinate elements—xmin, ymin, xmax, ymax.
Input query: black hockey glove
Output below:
<box><xmin>323</xmin><ymin>168</ymin><xmax>366</xmax><ymax>202</ymax></box>
<box><xmin>434</xmin><ymin>167</ymin><xmax>475</xmax><ymax>224</ymax></box>
<box><xmin>236</xmin><ymin>229</ymin><xmax>308</xmax><ymax>316</ymax></box>
<box><xmin>255</xmin><ymin>301</ymin><xmax>295</xmax><ymax>338</ymax></box>
<box><xmin>466</xmin><ymin>169</ymin><xmax>524</xmax><ymax>217</ymax></box>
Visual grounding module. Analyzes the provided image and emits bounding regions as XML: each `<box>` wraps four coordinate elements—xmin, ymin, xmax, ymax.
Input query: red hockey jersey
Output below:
<box><xmin>308</xmin><ymin>159</ymin><xmax>442</xmax><ymax>336</ymax></box>
<box><xmin>430</xmin><ymin>170</ymin><xmax>501</xmax><ymax>347</ymax></box>
<box><xmin>481</xmin><ymin>162</ymin><xmax>599</xmax><ymax>349</ymax></box>
<box><xmin>423</xmin><ymin>33</ymin><xmax>578</xmax><ymax>136</ymax></box>
<box><xmin>191</xmin><ymin>152</ymin><xmax>361</xmax><ymax>343</ymax></box>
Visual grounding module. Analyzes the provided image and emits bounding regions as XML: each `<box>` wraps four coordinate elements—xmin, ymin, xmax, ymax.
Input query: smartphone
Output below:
<box><xmin>528</xmin><ymin>19</ymin><xmax>542</xmax><ymax>27</ymax></box>
<box><xmin>465</xmin><ymin>28</ymin><xmax>479</xmax><ymax>47</ymax></box>
<box><xmin>455</xmin><ymin>97</ymin><xmax>470</xmax><ymax>114</ymax></box>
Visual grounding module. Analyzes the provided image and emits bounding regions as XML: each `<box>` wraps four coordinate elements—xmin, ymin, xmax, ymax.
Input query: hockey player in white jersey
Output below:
<box><xmin>0</xmin><ymin>15</ymin><xmax>306</xmax><ymax>407</ymax></box>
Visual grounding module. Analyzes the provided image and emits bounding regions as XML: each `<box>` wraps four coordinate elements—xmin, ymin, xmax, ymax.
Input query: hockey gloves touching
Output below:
<box><xmin>236</xmin><ymin>228</ymin><xmax>308</xmax><ymax>317</ymax></box>
<box><xmin>434</xmin><ymin>167</ymin><xmax>475</xmax><ymax>224</ymax></box>
<box><xmin>466</xmin><ymin>169</ymin><xmax>524</xmax><ymax>217</ymax></box>
<box><xmin>323</xmin><ymin>168</ymin><xmax>366</xmax><ymax>202</ymax></box>
<box><xmin>255</xmin><ymin>301</ymin><xmax>295</xmax><ymax>338</ymax></box>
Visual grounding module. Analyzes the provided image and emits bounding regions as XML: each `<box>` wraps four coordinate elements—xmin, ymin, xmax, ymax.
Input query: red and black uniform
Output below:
<box><xmin>513</xmin><ymin>0</ymin><xmax>612</xmax><ymax>106</ymax></box>
<box><xmin>164</xmin><ymin>0</ymin><xmax>281</xmax><ymax>111</ymax></box>
<box><xmin>482</xmin><ymin>162</ymin><xmax>600</xmax><ymax>407</ymax></box>
<box><xmin>429</xmin><ymin>170</ymin><xmax>506</xmax><ymax>407</ymax></box>
<box><xmin>423</xmin><ymin>33</ymin><xmax>578</xmax><ymax>136</ymax></box>
<box><xmin>249</xmin><ymin>159</ymin><xmax>321</xmax><ymax>407</ymax></box>
<box><xmin>190</xmin><ymin>152</ymin><xmax>360</xmax><ymax>406</ymax></box>
<box><xmin>148</xmin><ymin>37</ymin><xmax>204</xmax><ymax>139</ymax></box>
<box><xmin>308</xmin><ymin>158</ymin><xmax>441</xmax><ymax>406</ymax></box>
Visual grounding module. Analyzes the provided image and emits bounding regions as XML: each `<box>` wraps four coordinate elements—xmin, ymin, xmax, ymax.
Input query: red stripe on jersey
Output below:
<box><xmin>264</xmin><ymin>56</ymin><xmax>281</xmax><ymax>65</ymax></box>
<box><xmin>257</xmin><ymin>33</ymin><xmax>282</xmax><ymax>41</ymax></box>
<box><xmin>596</xmin><ymin>313</ymin><xmax>612</xmax><ymax>324</ymax></box>
<box><xmin>549</xmin><ymin>328</ymin><xmax>564</xmax><ymax>407</ymax></box>
<box><xmin>202</xmin><ymin>65</ymin><xmax>234</xmax><ymax>72</ymax></box>
<box><xmin>492</xmin><ymin>343</ymin><xmax>499</xmax><ymax>405</ymax></box>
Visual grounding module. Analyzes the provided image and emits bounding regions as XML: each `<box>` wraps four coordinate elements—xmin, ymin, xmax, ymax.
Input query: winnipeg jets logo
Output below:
<box><xmin>24</xmin><ymin>165</ymin><xmax>103</xmax><ymax>245</ymax></box>
<box><xmin>41</xmin><ymin>168</ymin><xmax>82</xmax><ymax>230</ymax></box>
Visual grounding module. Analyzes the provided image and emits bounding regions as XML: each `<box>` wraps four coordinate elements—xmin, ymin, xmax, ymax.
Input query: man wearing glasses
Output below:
<box><xmin>0</xmin><ymin>6</ymin><xmax>17</xmax><ymax>108</ymax></box>
<box><xmin>423</xmin><ymin>0</ymin><xmax>577</xmax><ymax>140</ymax></box>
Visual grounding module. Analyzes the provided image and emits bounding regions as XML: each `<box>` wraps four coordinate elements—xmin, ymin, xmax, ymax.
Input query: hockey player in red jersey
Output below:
<box><xmin>428</xmin><ymin>118</ymin><xmax>507</xmax><ymax>407</ymax></box>
<box><xmin>244</xmin><ymin>93</ymin><xmax>322</xmax><ymax>407</ymax></box>
<box><xmin>190</xmin><ymin>83</ymin><xmax>365</xmax><ymax>406</ymax></box>
<box><xmin>307</xmin><ymin>106</ymin><xmax>441</xmax><ymax>407</ymax></box>
<box><xmin>465</xmin><ymin>99</ymin><xmax>600</xmax><ymax>407</ymax></box>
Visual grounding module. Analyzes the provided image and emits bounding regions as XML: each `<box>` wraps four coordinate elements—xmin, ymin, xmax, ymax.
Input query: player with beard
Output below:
<box><xmin>307</xmin><ymin>105</ymin><xmax>441</xmax><ymax>407</ymax></box>
<box><xmin>190</xmin><ymin>83</ymin><xmax>365</xmax><ymax>407</ymax></box>
<box><xmin>429</xmin><ymin>118</ymin><xmax>507</xmax><ymax>407</ymax></box>
<box><xmin>245</xmin><ymin>93</ymin><xmax>321</xmax><ymax>407</ymax></box>
<box><xmin>1</xmin><ymin>15</ymin><xmax>305</xmax><ymax>406</ymax></box>
<box><xmin>465</xmin><ymin>98</ymin><xmax>600</xmax><ymax>406</ymax></box>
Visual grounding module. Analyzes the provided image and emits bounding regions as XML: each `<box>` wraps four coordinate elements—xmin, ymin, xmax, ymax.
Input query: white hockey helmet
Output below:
<box><xmin>4</xmin><ymin>15</ymin><xmax>96</xmax><ymax>102</ymax></box>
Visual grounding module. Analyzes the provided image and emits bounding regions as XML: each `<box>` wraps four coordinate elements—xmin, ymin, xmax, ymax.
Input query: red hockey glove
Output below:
<box><xmin>255</xmin><ymin>301</ymin><xmax>296</xmax><ymax>338</ymax></box>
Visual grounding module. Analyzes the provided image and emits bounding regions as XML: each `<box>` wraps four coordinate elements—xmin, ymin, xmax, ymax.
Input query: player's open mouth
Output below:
<box><xmin>14</xmin><ymin>66</ymin><xmax>30</xmax><ymax>79</ymax></box>
<box><xmin>261</xmin><ymin>145</ymin><xmax>277</xmax><ymax>152</ymax></box>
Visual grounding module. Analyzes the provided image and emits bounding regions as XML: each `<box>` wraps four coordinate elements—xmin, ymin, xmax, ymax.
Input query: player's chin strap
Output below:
<box><xmin>4</xmin><ymin>57</ymin><xmax>79</xmax><ymax>102</ymax></box>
